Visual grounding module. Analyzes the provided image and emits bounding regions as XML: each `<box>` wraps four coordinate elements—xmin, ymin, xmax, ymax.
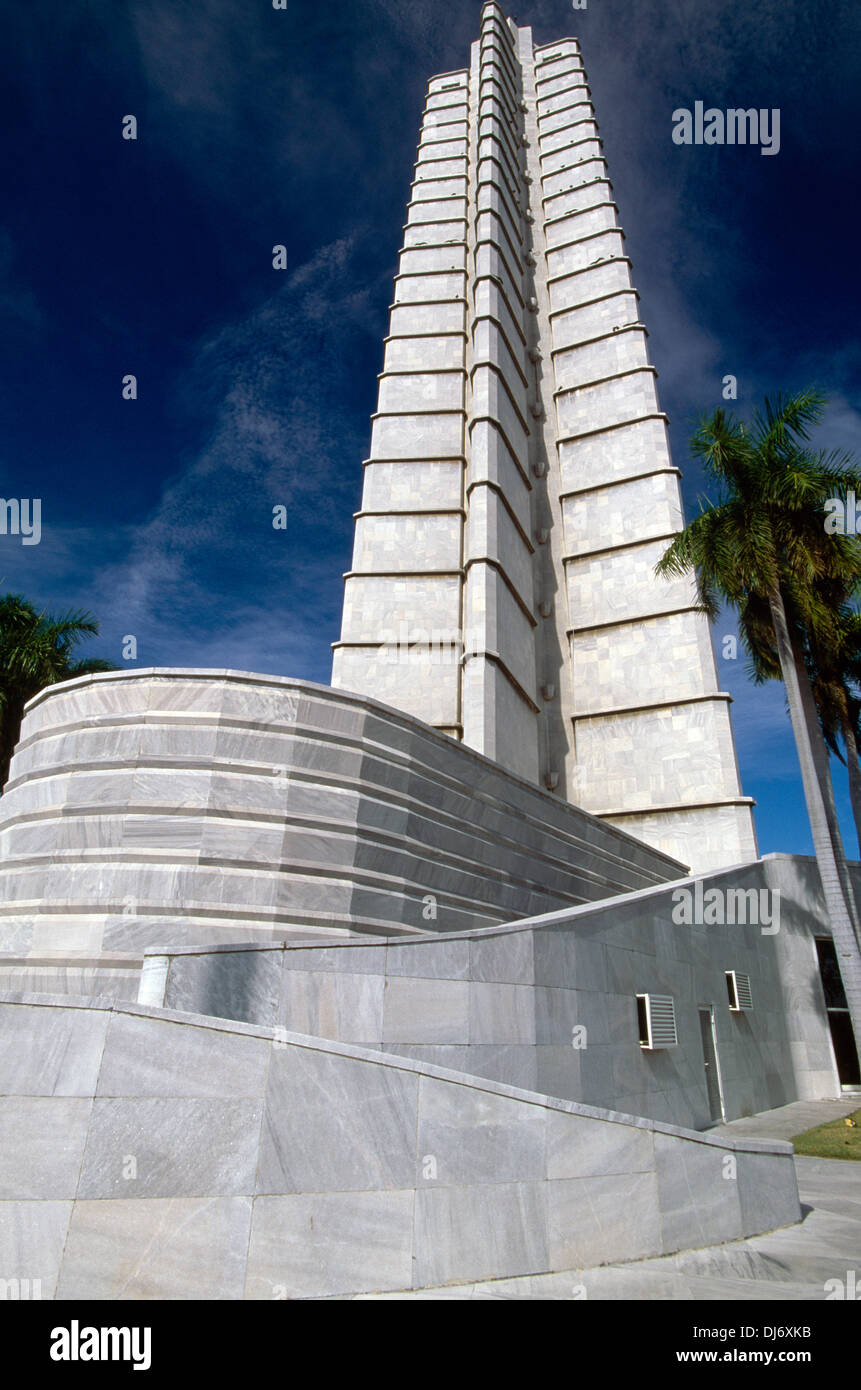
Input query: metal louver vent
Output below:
<box><xmin>636</xmin><ymin>993</ymin><xmax>678</xmax><ymax>1049</ymax></box>
<box><xmin>726</xmin><ymin>971</ymin><xmax>753</xmax><ymax>1012</ymax></box>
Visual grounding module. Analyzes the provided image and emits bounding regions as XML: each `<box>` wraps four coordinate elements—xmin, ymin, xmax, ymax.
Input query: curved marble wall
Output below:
<box><xmin>0</xmin><ymin>670</ymin><xmax>683</xmax><ymax>958</ymax></box>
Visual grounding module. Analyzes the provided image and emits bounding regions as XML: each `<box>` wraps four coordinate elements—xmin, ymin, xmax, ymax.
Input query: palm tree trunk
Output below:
<box><xmin>842</xmin><ymin>712</ymin><xmax>861</xmax><ymax>859</ymax></box>
<box><xmin>796</xmin><ymin>669</ymin><xmax>861</xmax><ymax>951</ymax></box>
<box><xmin>769</xmin><ymin>586</ymin><xmax>861</xmax><ymax>1067</ymax></box>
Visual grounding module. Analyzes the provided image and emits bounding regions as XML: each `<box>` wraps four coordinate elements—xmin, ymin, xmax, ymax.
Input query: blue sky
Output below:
<box><xmin>1</xmin><ymin>0</ymin><xmax>860</xmax><ymax>857</ymax></box>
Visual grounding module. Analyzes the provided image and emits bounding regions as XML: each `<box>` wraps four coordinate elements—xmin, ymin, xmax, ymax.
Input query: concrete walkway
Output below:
<box><xmin>357</xmin><ymin>1100</ymin><xmax>861</xmax><ymax>1300</ymax></box>
<box><xmin>714</xmin><ymin>1096</ymin><xmax>861</xmax><ymax>1143</ymax></box>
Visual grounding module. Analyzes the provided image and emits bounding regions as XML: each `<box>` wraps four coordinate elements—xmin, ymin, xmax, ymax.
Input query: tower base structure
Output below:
<box><xmin>0</xmin><ymin>670</ymin><xmax>847</xmax><ymax>1299</ymax></box>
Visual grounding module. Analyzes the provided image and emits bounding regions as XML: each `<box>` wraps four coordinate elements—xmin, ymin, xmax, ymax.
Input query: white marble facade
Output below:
<box><xmin>331</xmin><ymin>3</ymin><xmax>757</xmax><ymax>872</ymax></box>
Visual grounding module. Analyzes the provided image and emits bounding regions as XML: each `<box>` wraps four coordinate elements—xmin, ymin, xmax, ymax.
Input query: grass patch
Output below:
<box><xmin>791</xmin><ymin>1108</ymin><xmax>861</xmax><ymax>1160</ymax></box>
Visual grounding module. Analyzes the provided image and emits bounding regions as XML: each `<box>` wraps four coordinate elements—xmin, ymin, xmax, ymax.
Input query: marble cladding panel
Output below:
<box><xmin>414</xmin><ymin>1182</ymin><xmax>548</xmax><ymax>1287</ymax></box>
<box><xmin>331</xmin><ymin>649</ymin><xmax>461</xmax><ymax>728</ymax></box>
<box><xmin>542</xmin><ymin>176</ymin><xmax>613</xmax><ymax>217</ymax></box>
<box><xmin>0</xmin><ymin>965</ymin><xmax>138</xmax><ymax>1003</ymax></box>
<box><xmin>15</xmin><ymin>681</ymin><xmax>137</xmax><ymax>729</ymax></box>
<box><xmin>166</xmin><ymin>949</ymin><xmax>283</xmax><ymax>1026</ymax></box>
<box><xmin>556</xmin><ymin>370</ymin><xmax>660</xmax><ymax>437</ymax></box>
<box><xmin>475</xmin><ymin>201</ymin><xmax>522</xmax><ymax>265</ymax></box>
<box><xmin>463</xmin><ymin>562</ymin><xmax>537</xmax><ymax>700</ymax></box>
<box><xmin>383</xmin><ymin>335</ymin><xmax>465</xmax><ymax>370</ymax></box>
<box><xmin>0</xmin><ymin>1199</ymin><xmax>72</xmax><ymax>1298</ymax></box>
<box><xmin>547</xmin><ymin>1170</ymin><xmax>662</xmax><ymax>1268</ymax></box>
<box><xmin>351</xmin><ymin>513</ymin><xmax>462</xmax><ymax>572</ymax></box>
<box><xmin>394</xmin><ymin>270</ymin><xmax>467</xmax><ymax>304</ymax></box>
<box><xmin>258</xmin><ymin>1046</ymin><xmax>418</xmax><ymax>1193</ymax></box>
<box><xmin>339</xmin><ymin>573</ymin><xmax>462</xmax><ymax>641</ymax></box>
<box><xmin>425</xmin><ymin>92</ymin><xmax>468</xmax><ymax>113</ymax></box>
<box><xmin>473</xmin><ymin>265</ymin><xmax>525</xmax><ymax>337</ymax></box>
<box><xmin>388</xmin><ymin>300</ymin><xmax>466</xmax><ymax>335</ymax></box>
<box><xmin>466</xmin><ymin>485</ymin><xmax>534</xmax><ymax>606</ymax></box>
<box><xmin>610</xmin><ymin>804</ymin><xmax>758</xmax><ymax>874</ymax></box>
<box><xmin>568</xmin><ymin>612</ymin><xmax>720</xmax><ymax>712</ymax></box>
<box><xmin>421</xmin><ymin>106</ymin><xmax>467</xmax><ymax>128</ymax></box>
<box><xmin>544</xmin><ymin>160</ymin><xmax>613</xmax><ymax>202</ymax></box>
<box><xmin>461</xmin><ymin>658</ymin><xmax>540</xmax><ymax>784</ymax></box>
<box><xmin>476</xmin><ymin>177</ymin><xmax>521</xmax><ymax>235</ymax></box>
<box><xmin>415</xmin><ymin>140</ymin><xmax>468</xmax><ymax>164</ymax></box>
<box><xmin>468</xmin><ymin>423</ymin><xmax>531</xmax><ymax>533</ymax></box>
<box><xmin>280</xmin><ymin>969</ymin><xmax>385</xmax><ymax>1045</ymax></box>
<box><xmin>477</xmin><ymin>133</ymin><xmax>520</xmax><ymax>183</ymax></box>
<box><xmin>386</xmin><ymin>937</ymin><xmax>470</xmax><ymax>979</ymax></box>
<box><xmin>574</xmin><ymin>701</ymin><xmax>747</xmax><ymax>810</ymax></box>
<box><xmin>377</xmin><ymin>370</ymin><xmax>465</xmax><ymax>413</ymax></box>
<box><xmin>427</xmin><ymin>69</ymin><xmax>468</xmax><ymax>89</ymax></box>
<box><xmin>553</xmin><ymin>329</ymin><xmax>650</xmax><ymax>390</ymax></box>
<box><xmin>565</xmin><ymin>538</ymin><xmax>695</xmax><ymax>627</ymax></box>
<box><xmin>538</xmin><ymin>105</ymin><xmax>598</xmax><ymax>139</ymax></box>
<box><xmin>361</xmin><ymin>459</ymin><xmax>463</xmax><ymax>512</ymax></box>
<box><xmin>213</xmin><ymin>681</ymin><xmax>305</xmax><ymax>727</ymax></box>
<box><xmin>543</xmin><ymin>200</ymin><xmax>616</xmax><ymax>247</ymax></box>
<box><xmin>472</xmin><ymin>241</ymin><xmax>525</xmax><ymax>312</ymax></box>
<box><xmin>558</xmin><ymin>416</ymin><xmax>671</xmax><ymax>490</ymax></box>
<box><xmin>77</xmin><ymin>1097</ymin><xmax>263</xmax><ymax>1198</ymax></box>
<box><xmin>57</xmin><ymin>1196</ymin><xmax>251</xmax><ymax>1300</ymax></box>
<box><xmin>1</xmin><ymin>813</ymin><xmax>117</xmax><ymax>859</ymax></box>
<box><xmin>417</xmin><ymin>1076</ymin><xmax>546</xmax><ymax>1185</ymax></box>
<box><xmin>536</xmin><ymin>49</ymin><xmax>584</xmax><ymax>73</ymax></box>
<box><xmin>538</xmin><ymin>84</ymin><xmax>592</xmax><ymax>118</ymax></box>
<box><xmin>409</xmin><ymin>180</ymin><xmax>468</xmax><ymax>206</ymax></box>
<box><xmin>471</xmin><ymin>320</ymin><xmax>528</xmax><ymax>409</ymax></box>
<box><xmin>541</xmin><ymin>140</ymin><xmax>604</xmax><ymax>179</ymax></box>
<box><xmin>369</xmin><ymin>410</ymin><xmax>464</xmax><ymax>459</ymax></box>
<box><xmin>474</xmin><ymin>245</ymin><xmax>525</xmax><ymax>314</ymax></box>
<box><xmin>476</xmin><ymin>183</ymin><xmax>523</xmax><ymax>254</ymax></box>
<box><xmin>469</xmin><ymin>930</ymin><xmax>535</xmax><ymax>985</ymax></box>
<box><xmin>537</xmin><ymin>62</ymin><xmax>588</xmax><ymax>90</ymax></box>
<box><xmin>0</xmin><ymin>1097</ymin><xmax>92</xmax><ymax>1198</ymax></box>
<box><xmin>562</xmin><ymin>471</ymin><xmax>683</xmax><ymax>556</ymax></box>
<box><xmin>535</xmin><ymin>38</ymin><xmax>581</xmax><ymax>58</ymax></box>
<box><xmin>476</xmin><ymin>92</ymin><xmax>515</xmax><ymax>129</ymax></box>
<box><xmin>399</xmin><ymin>246</ymin><xmax>468</xmax><ymax>276</ymax></box>
<box><xmin>470</xmin><ymin>369</ymin><xmax>528</xmax><ymax>459</ymax></box>
<box><xmin>539</xmin><ymin>121</ymin><xmax>601</xmax><ymax>158</ymax></box>
<box><xmin>0</xmin><ymin>1003</ymin><xmax>109</xmax><ymax>1096</ymax></box>
<box><xmin>246</xmin><ymin>1191</ymin><xmax>414</xmax><ymax>1299</ymax></box>
<box><xmin>419</xmin><ymin>123</ymin><xmax>469</xmax><ymax>148</ymax></box>
<box><xmin>476</xmin><ymin>126</ymin><xmax>521</xmax><ymax>182</ymax></box>
<box><xmin>12</xmin><ymin>724</ymin><xmax>141</xmax><ymax>779</ymax></box>
<box><xmin>96</xmin><ymin>1012</ymin><xmax>270</xmax><ymax>1099</ymax></box>
<box><xmin>736</xmin><ymin>1150</ymin><xmax>807</xmax><ymax>1237</ymax></box>
<box><xmin>549</xmin><ymin>258</ymin><xmax>633</xmax><ymax>313</ymax></box>
<box><xmin>537</xmin><ymin>74</ymin><xmax>587</xmax><ymax>104</ymax></box>
<box><xmin>382</xmin><ymin>976</ymin><xmax>470</xmax><ymax>1044</ymax></box>
<box><xmin>654</xmin><ymin>1131</ymin><xmax>744</xmax><ymax>1251</ymax></box>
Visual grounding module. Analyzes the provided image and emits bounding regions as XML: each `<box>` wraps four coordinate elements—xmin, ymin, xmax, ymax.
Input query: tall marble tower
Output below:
<box><xmin>331</xmin><ymin>2</ymin><xmax>756</xmax><ymax>873</ymax></box>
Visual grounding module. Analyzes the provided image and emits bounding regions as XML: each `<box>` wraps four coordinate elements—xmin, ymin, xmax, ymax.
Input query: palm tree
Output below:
<box><xmin>0</xmin><ymin>594</ymin><xmax>116</xmax><ymax>790</ymax></box>
<box><xmin>656</xmin><ymin>389</ymin><xmax>861</xmax><ymax>1059</ymax></box>
<box><xmin>806</xmin><ymin>600</ymin><xmax>861</xmax><ymax>857</ymax></box>
<box><xmin>736</xmin><ymin>585</ymin><xmax>861</xmax><ymax>857</ymax></box>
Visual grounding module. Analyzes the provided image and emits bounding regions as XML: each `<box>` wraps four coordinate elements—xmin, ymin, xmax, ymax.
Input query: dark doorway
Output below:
<box><xmin>815</xmin><ymin>937</ymin><xmax>861</xmax><ymax>1086</ymax></box>
<box><xmin>699</xmin><ymin>1006</ymin><xmax>725</xmax><ymax>1122</ymax></box>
